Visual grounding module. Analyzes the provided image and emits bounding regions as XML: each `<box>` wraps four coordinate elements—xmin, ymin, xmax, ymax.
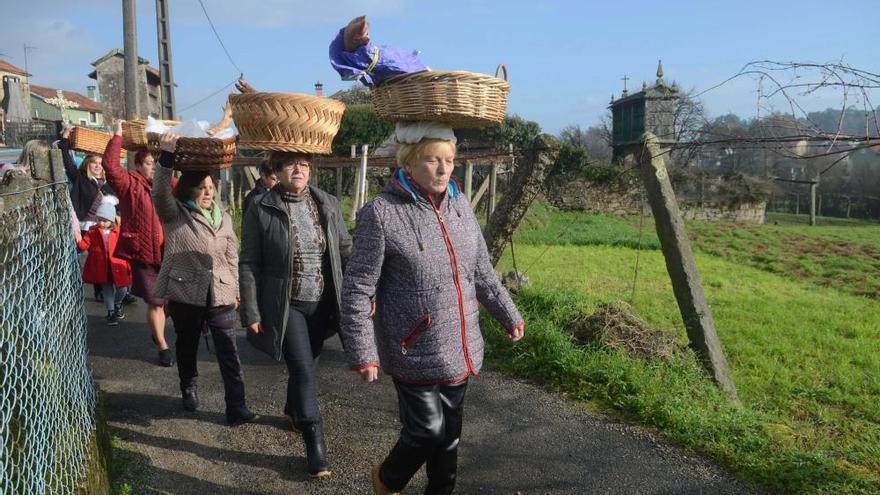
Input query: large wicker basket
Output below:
<box><xmin>229</xmin><ymin>92</ymin><xmax>345</xmax><ymax>154</ymax></box>
<box><xmin>69</xmin><ymin>126</ymin><xmax>126</xmax><ymax>158</ymax></box>
<box><xmin>371</xmin><ymin>65</ymin><xmax>510</xmax><ymax>128</ymax></box>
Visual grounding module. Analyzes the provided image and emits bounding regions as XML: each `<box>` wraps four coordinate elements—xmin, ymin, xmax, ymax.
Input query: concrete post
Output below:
<box><xmin>122</xmin><ymin>0</ymin><xmax>140</xmax><ymax>119</ymax></box>
<box><xmin>483</xmin><ymin>134</ymin><xmax>559</xmax><ymax>266</ymax></box>
<box><xmin>635</xmin><ymin>133</ymin><xmax>738</xmax><ymax>402</ymax></box>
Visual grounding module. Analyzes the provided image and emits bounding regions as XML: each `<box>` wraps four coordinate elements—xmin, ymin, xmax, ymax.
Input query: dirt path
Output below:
<box><xmin>87</xmin><ymin>298</ymin><xmax>762</xmax><ymax>494</ymax></box>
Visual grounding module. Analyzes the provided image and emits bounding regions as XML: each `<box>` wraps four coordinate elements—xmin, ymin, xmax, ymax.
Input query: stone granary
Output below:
<box><xmin>609</xmin><ymin>61</ymin><xmax>680</xmax><ymax>161</ymax></box>
<box><xmin>88</xmin><ymin>49</ymin><xmax>164</xmax><ymax>122</ymax></box>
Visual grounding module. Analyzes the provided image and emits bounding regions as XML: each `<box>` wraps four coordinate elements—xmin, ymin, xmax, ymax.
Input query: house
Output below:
<box><xmin>30</xmin><ymin>85</ymin><xmax>104</xmax><ymax>127</ymax></box>
<box><xmin>88</xmin><ymin>49</ymin><xmax>163</xmax><ymax>122</ymax></box>
<box><xmin>1</xmin><ymin>59</ymin><xmax>32</xmax><ymax>124</ymax></box>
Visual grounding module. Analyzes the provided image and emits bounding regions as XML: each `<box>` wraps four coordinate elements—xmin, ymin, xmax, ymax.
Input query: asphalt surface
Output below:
<box><xmin>87</xmin><ymin>297</ymin><xmax>764</xmax><ymax>495</ymax></box>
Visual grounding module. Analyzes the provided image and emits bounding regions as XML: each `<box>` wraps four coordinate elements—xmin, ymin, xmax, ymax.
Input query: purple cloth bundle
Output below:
<box><xmin>329</xmin><ymin>28</ymin><xmax>427</xmax><ymax>87</ymax></box>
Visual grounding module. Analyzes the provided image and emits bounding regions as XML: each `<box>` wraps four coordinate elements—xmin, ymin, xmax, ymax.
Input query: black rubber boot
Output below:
<box><xmin>181</xmin><ymin>386</ymin><xmax>199</xmax><ymax>412</ymax></box>
<box><xmin>301</xmin><ymin>422</ymin><xmax>331</xmax><ymax>477</ymax></box>
<box><xmin>226</xmin><ymin>405</ymin><xmax>256</xmax><ymax>426</ymax></box>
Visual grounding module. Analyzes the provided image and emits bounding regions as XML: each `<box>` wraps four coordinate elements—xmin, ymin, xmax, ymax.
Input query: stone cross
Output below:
<box><xmin>44</xmin><ymin>89</ymin><xmax>79</xmax><ymax>123</ymax></box>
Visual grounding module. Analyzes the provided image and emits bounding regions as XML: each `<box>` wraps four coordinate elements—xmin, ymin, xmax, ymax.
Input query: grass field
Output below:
<box><xmin>482</xmin><ymin>205</ymin><xmax>880</xmax><ymax>494</ymax></box>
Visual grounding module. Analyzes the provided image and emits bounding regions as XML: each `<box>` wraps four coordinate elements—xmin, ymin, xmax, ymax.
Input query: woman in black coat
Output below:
<box><xmin>59</xmin><ymin>126</ymin><xmax>116</xmax><ymax>232</ymax></box>
<box><xmin>239</xmin><ymin>151</ymin><xmax>351</xmax><ymax>478</ymax></box>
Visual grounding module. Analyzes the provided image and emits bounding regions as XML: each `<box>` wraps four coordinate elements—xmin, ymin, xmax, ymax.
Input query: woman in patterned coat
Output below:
<box><xmin>151</xmin><ymin>133</ymin><xmax>255</xmax><ymax>426</ymax></box>
<box><xmin>340</xmin><ymin>122</ymin><xmax>525</xmax><ymax>495</ymax></box>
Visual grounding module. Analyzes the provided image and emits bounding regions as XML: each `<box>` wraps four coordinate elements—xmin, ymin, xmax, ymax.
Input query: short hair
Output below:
<box><xmin>258</xmin><ymin>161</ymin><xmax>274</xmax><ymax>177</ymax></box>
<box><xmin>396</xmin><ymin>139</ymin><xmax>456</xmax><ymax>169</ymax></box>
<box><xmin>173</xmin><ymin>170</ymin><xmax>212</xmax><ymax>203</ymax></box>
<box><xmin>134</xmin><ymin>149</ymin><xmax>155</xmax><ymax>167</ymax></box>
<box><xmin>268</xmin><ymin>151</ymin><xmax>313</xmax><ymax>172</ymax></box>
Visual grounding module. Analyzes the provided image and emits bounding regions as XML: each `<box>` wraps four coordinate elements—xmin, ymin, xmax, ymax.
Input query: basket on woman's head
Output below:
<box><xmin>229</xmin><ymin>92</ymin><xmax>345</xmax><ymax>155</ymax></box>
<box><xmin>371</xmin><ymin>65</ymin><xmax>510</xmax><ymax>129</ymax></box>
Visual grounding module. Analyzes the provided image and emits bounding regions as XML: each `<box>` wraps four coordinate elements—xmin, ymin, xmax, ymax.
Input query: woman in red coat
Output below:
<box><xmin>75</xmin><ymin>197</ymin><xmax>133</xmax><ymax>326</ymax></box>
<box><xmin>102</xmin><ymin>120</ymin><xmax>173</xmax><ymax>364</ymax></box>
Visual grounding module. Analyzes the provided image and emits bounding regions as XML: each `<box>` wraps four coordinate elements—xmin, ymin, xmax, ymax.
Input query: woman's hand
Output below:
<box><xmin>235</xmin><ymin>78</ymin><xmax>256</xmax><ymax>94</ymax></box>
<box><xmin>61</xmin><ymin>124</ymin><xmax>73</xmax><ymax>139</ymax></box>
<box><xmin>114</xmin><ymin>119</ymin><xmax>124</xmax><ymax>136</ymax></box>
<box><xmin>159</xmin><ymin>133</ymin><xmax>178</xmax><ymax>153</ymax></box>
<box><xmin>507</xmin><ymin>324</ymin><xmax>525</xmax><ymax>342</ymax></box>
<box><xmin>73</xmin><ymin>229</ymin><xmax>82</xmax><ymax>243</ymax></box>
<box><xmin>358</xmin><ymin>365</ymin><xmax>378</xmax><ymax>382</ymax></box>
<box><xmin>247</xmin><ymin>322</ymin><xmax>262</xmax><ymax>334</ymax></box>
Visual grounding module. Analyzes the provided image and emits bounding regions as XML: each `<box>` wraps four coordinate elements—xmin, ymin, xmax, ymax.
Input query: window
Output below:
<box><xmin>79</xmin><ymin>119</ymin><xmax>88</xmax><ymax>126</ymax></box>
<box><xmin>89</xmin><ymin>112</ymin><xmax>97</xmax><ymax>124</ymax></box>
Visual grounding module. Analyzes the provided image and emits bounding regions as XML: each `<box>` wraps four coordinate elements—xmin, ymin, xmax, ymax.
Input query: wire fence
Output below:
<box><xmin>0</xmin><ymin>184</ymin><xmax>97</xmax><ymax>493</ymax></box>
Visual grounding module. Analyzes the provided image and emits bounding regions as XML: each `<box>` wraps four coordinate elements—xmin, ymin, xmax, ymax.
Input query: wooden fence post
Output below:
<box><xmin>487</xmin><ymin>162</ymin><xmax>498</xmax><ymax>219</ymax></box>
<box><xmin>464</xmin><ymin>161</ymin><xmax>474</xmax><ymax>200</ymax></box>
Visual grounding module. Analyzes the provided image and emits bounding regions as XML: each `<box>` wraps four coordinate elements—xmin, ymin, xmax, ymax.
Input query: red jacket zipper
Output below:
<box><xmin>431</xmin><ymin>202</ymin><xmax>474</xmax><ymax>375</ymax></box>
<box><xmin>400</xmin><ymin>314</ymin><xmax>432</xmax><ymax>354</ymax></box>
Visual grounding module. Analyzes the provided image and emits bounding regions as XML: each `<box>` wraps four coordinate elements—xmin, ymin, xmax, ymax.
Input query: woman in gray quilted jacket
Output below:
<box><xmin>151</xmin><ymin>133</ymin><xmax>255</xmax><ymax>426</ymax></box>
<box><xmin>340</xmin><ymin>122</ymin><xmax>525</xmax><ymax>495</ymax></box>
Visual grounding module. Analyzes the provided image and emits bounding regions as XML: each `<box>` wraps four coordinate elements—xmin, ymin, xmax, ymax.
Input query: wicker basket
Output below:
<box><xmin>229</xmin><ymin>92</ymin><xmax>345</xmax><ymax>154</ymax></box>
<box><xmin>122</xmin><ymin>119</ymin><xmax>180</xmax><ymax>150</ymax></box>
<box><xmin>69</xmin><ymin>126</ymin><xmax>126</xmax><ymax>158</ymax></box>
<box><xmin>371</xmin><ymin>65</ymin><xmax>510</xmax><ymax>128</ymax></box>
<box><xmin>171</xmin><ymin>135</ymin><xmax>237</xmax><ymax>171</ymax></box>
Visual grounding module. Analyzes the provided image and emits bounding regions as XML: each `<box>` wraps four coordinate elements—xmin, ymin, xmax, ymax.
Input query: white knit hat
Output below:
<box><xmin>95</xmin><ymin>195</ymin><xmax>118</xmax><ymax>222</ymax></box>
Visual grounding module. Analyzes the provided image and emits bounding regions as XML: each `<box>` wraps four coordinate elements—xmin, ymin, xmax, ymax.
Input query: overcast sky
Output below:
<box><xmin>2</xmin><ymin>0</ymin><xmax>875</xmax><ymax>133</ymax></box>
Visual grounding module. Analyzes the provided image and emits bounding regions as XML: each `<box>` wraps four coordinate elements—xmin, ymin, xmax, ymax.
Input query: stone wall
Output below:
<box><xmin>547</xmin><ymin>176</ymin><xmax>767</xmax><ymax>224</ymax></box>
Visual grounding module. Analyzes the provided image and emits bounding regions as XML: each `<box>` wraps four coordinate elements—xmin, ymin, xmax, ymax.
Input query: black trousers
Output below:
<box><xmin>282</xmin><ymin>299</ymin><xmax>330</xmax><ymax>428</ymax></box>
<box><xmin>380</xmin><ymin>379</ymin><xmax>468</xmax><ymax>495</ymax></box>
<box><xmin>167</xmin><ymin>301</ymin><xmax>245</xmax><ymax>410</ymax></box>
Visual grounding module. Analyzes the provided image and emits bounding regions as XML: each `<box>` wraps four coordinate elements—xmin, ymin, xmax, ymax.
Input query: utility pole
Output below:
<box><xmin>155</xmin><ymin>0</ymin><xmax>176</xmax><ymax>119</ymax></box>
<box><xmin>122</xmin><ymin>0</ymin><xmax>140</xmax><ymax>119</ymax></box>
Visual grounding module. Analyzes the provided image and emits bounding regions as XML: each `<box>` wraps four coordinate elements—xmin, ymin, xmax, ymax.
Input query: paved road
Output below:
<box><xmin>87</xmin><ymin>297</ymin><xmax>763</xmax><ymax>495</ymax></box>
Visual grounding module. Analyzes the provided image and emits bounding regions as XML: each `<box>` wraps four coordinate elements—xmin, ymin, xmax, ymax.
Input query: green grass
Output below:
<box><xmin>483</xmin><ymin>206</ymin><xmax>880</xmax><ymax>494</ymax></box>
<box><xmin>513</xmin><ymin>206</ymin><xmax>880</xmax><ymax>299</ymax></box>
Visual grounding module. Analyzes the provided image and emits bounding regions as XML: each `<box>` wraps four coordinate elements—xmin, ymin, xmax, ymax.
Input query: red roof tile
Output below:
<box><xmin>0</xmin><ymin>59</ymin><xmax>30</xmax><ymax>77</ymax></box>
<box><xmin>30</xmin><ymin>85</ymin><xmax>103</xmax><ymax>113</ymax></box>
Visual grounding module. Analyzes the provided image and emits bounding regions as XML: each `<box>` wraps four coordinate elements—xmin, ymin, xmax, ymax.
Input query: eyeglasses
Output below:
<box><xmin>282</xmin><ymin>161</ymin><xmax>311</xmax><ymax>170</ymax></box>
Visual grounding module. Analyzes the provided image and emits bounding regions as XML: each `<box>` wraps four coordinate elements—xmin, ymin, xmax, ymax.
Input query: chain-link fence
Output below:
<box><xmin>0</xmin><ymin>181</ymin><xmax>97</xmax><ymax>493</ymax></box>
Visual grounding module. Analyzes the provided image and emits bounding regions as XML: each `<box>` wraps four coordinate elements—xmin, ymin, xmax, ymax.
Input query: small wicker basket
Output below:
<box><xmin>172</xmin><ymin>136</ymin><xmax>237</xmax><ymax>171</ymax></box>
<box><xmin>69</xmin><ymin>126</ymin><xmax>126</xmax><ymax>158</ymax></box>
<box><xmin>229</xmin><ymin>92</ymin><xmax>345</xmax><ymax>154</ymax></box>
<box><xmin>122</xmin><ymin>119</ymin><xmax>180</xmax><ymax>151</ymax></box>
<box><xmin>371</xmin><ymin>65</ymin><xmax>510</xmax><ymax>128</ymax></box>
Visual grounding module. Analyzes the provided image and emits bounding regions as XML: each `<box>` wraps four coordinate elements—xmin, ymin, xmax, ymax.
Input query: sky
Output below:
<box><xmin>1</xmin><ymin>0</ymin><xmax>875</xmax><ymax>134</ymax></box>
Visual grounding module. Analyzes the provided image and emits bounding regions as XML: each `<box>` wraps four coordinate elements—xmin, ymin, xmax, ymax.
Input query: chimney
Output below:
<box><xmin>314</xmin><ymin>81</ymin><xmax>323</xmax><ymax>97</ymax></box>
<box><xmin>87</xmin><ymin>85</ymin><xmax>98</xmax><ymax>101</ymax></box>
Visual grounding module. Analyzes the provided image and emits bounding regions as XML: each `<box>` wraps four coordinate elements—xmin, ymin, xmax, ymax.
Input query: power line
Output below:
<box><xmin>178</xmin><ymin>77</ymin><xmax>237</xmax><ymax>114</ymax></box>
<box><xmin>196</xmin><ymin>0</ymin><xmax>243</xmax><ymax>76</ymax></box>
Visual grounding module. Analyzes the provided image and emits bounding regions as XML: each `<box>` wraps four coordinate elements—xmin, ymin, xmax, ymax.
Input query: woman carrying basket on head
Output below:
<box><xmin>150</xmin><ymin>132</ymin><xmax>255</xmax><ymax>425</ymax></box>
<box><xmin>238</xmin><ymin>149</ymin><xmax>351</xmax><ymax>478</ymax></box>
<box><xmin>339</xmin><ymin>122</ymin><xmax>525</xmax><ymax>495</ymax></box>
